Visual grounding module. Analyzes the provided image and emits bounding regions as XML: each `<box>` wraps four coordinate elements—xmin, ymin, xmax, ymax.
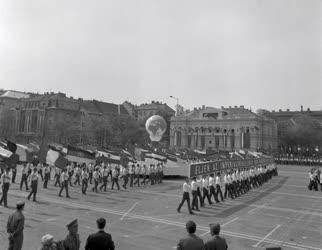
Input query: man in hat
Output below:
<box><xmin>85</xmin><ymin>217</ymin><xmax>115</xmax><ymax>250</ymax></box>
<box><xmin>177</xmin><ymin>220</ymin><xmax>204</xmax><ymax>250</ymax></box>
<box><xmin>0</xmin><ymin>167</ymin><xmax>11</xmax><ymax>207</ymax></box>
<box><xmin>204</xmin><ymin>223</ymin><xmax>228</xmax><ymax>250</ymax></box>
<box><xmin>62</xmin><ymin>219</ymin><xmax>80</xmax><ymax>250</ymax></box>
<box><xmin>7</xmin><ymin>201</ymin><xmax>25</xmax><ymax>250</ymax></box>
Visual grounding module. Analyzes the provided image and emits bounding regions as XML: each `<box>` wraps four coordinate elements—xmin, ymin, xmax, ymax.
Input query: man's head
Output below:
<box><xmin>186</xmin><ymin>220</ymin><xmax>196</xmax><ymax>234</ymax></box>
<box><xmin>66</xmin><ymin>219</ymin><xmax>78</xmax><ymax>234</ymax></box>
<box><xmin>210</xmin><ymin>223</ymin><xmax>220</xmax><ymax>236</ymax></box>
<box><xmin>16</xmin><ymin>201</ymin><xmax>25</xmax><ymax>211</ymax></box>
<box><xmin>96</xmin><ymin>217</ymin><xmax>106</xmax><ymax>230</ymax></box>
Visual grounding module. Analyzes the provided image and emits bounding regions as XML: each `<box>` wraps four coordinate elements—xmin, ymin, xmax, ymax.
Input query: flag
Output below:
<box><xmin>6</xmin><ymin>140</ymin><xmax>17</xmax><ymax>153</ymax></box>
<box><xmin>0</xmin><ymin>146</ymin><xmax>13</xmax><ymax>158</ymax></box>
<box><xmin>66</xmin><ymin>145</ymin><xmax>96</xmax><ymax>164</ymax></box>
<box><xmin>46</xmin><ymin>148</ymin><xmax>68</xmax><ymax>169</ymax></box>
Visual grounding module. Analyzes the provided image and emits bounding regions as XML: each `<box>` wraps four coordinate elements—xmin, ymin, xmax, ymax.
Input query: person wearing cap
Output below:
<box><xmin>7</xmin><ymin>201</ymin><xmax>25</xmax><ymax>250</ymax></box>
<box><xmin>177</xmin><ymin>178</ymin><xmax>194</xmax><ymax>215</ymax></box>
<box><xmin>0</xmin><ymin>167</ymin><xmax>11</xmax><ymax>207</ymax></box>
<box><xmin>27</xmin><ymin>167</ymin><xmax>39</xmax><ymax>202</ymax></box>
<box><xmin>204</xmin><ymin>223</ymin><xmax>228</xmax><ymax>250</ymax></box>
<box><xmin>62</xmin><ymin>219</ymin><xmax>80</xmax><ymax>250</ymax></box>
<box><xmin>177</xmin><ymin>220</ymin><xmax>204</xmax><ymax>250</ymax></box>
<box><xmin>85</xmin><ymin>217</ymin><xmax>115</xmax><ymax>250</ymax></box>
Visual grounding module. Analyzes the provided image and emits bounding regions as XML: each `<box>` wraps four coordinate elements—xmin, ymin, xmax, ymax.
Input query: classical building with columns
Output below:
<box><xmin>170</xmin><ymin>106</ymin><xmax>278</xmax><ymax>152</ymax></box>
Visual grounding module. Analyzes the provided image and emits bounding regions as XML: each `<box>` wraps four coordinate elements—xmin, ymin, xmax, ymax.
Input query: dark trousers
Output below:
<box><xmin>28</xmin><ymin>181</ymin><xmax>38</xmax><ymax>201</ymax></box>
<box><xmin>68</xmin><ymin>172</ymin><xmax>73</xmax><ymax>186</ymax></box>
<box><xmin>89</xmin><ymin>172</ymin><xmax>93</xmax><ymax>184</ymax></box>
<box><xmin>0</xmin><ymin>183</ymin><xmax>9</xmax><ymax>206</ymax></box>
<box><xmin>141</xmin><ymin>175</ymin><xmax>147</xmax><ymax>185</ymax></box>
<box><xmin>100</xmin><ymin>177</ymin><xmax>108</xmax><ymax>191</ymax></box>
<box><xmin>216</xmin><ymin>184</ymin><xmax>224</xmax><ymax>201</ymax></box>
<box><xmin>210</xmin><ymin>185</ymin><xmax>219</xmax><ymax>202</ymax></box>
<box><xmin>197</xmin><ymin>187</ymin><xmax>203</xmax><ymax>206</ymax></box>
<box><xmin>8</xmin><ymin>234</ymin><xmax>23</xmax><ymax>250</ymax></box>
<box><xmin>82</xmin><ymin>180</ymin><xmax>88</xmax><ymax>194</ymax></box>
<box><xmin>43</xmin><ymin>173</ymin><xmax>50</xmax><ymax>189</ymax></box>
<box><xmin>130</xmin><ymin>174</ymin><xmax>134</xmax><ymax>187</ymax></box>
<box><xmin>20</xmin><ymin>174</ymin><xmax>29</xmax><ymax>190</ymax></box>
<box><xmin>11</xmin><ymin>169</ymin><xmax>16</xmax><ymax>183</ymax></box>
<box><xmin>134</xmin><ymin>174</ymin><xmax>140</xmax><ymax>187</ymax></box>
<box><xmin>92</xmin><ymin>179</ymin><xmax>98</xmax><ymax>193</ymax></box>
<box><xmin>112</xmin><ymin>177</ymin><xmax>120</xmax><ymax>190</ymax></box>
<box><xmin>224</xmin><ymin>183</ymin><xmax>233</xmax><ymax>199</ymax></box>
<box><xmin>38</xmin><ymin>169</ymin><xmax>44</xmax><ymax>181</ymax></box>
<box><xmin>74</xmin><ymin>175</ymin><xmax>81</xmax><ymax>186</ymax></box>
<box><xmin>107</xmin><ymin>170</ymin><xmax>112</xmax><ymax>182</ymax></box>
<box><xmin>202</xmin><ymin>187</ymin><xmax>212</xmax><ymax>205</ymax></box>
<box><xmin>59</xmin><ymin>181</ymin><xmax>69</xmax><ymax>197</ymax></box>
<box><xmin>54</xmin><ymin>174</ymin><xmax>60</xmax><ymax>187</ymax></box>
<box><xmin>150</xmin><ymin>173</ymin><xmax>155</xmax><ymax>185</ymax></box>
<box><xmin>123</xmin><ymin>175</ymin><xmax>129</xmax><ymax>189</ymax></box>
<box><xmin>191</xmin><ymin>190</ymin><xmax>199</xmax><ymax>210</ymax></box>
<box><xmin>177</xmin><ymin>192</ymin><xmax>192</xmax><ymax>213</ymax></box>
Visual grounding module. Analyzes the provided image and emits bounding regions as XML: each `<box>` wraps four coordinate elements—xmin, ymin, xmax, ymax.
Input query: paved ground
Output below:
<box><xmin>0</xmin><ymin>165</ymin><xmax>322</xmax><ymax>250</ymax></box>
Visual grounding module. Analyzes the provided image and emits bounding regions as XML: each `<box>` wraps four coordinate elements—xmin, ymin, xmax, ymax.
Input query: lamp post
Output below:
<box><xmin>169</xmin><ymin>96</ymin><xmax>179</xmax><ymax>116</ymax></box>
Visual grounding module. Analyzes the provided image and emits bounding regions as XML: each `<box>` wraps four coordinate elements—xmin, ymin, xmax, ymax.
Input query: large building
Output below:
<box><xmin>14</xmin><ymin>92</ymin><xmax>129</xmax><ymax>145</ymax></box>
<box><xmin>170</xmin><ymin>106</ymin><xmax>278</xmax><ymax>152</ymax></box>
<box><xmin>136</xmin><ymin>101</ymin><xmax>175</xmax><ymax>121</ymax></box>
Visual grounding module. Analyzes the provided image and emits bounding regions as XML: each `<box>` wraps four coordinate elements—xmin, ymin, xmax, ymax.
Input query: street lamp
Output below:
<box><xmin>169</xmin><ymin>96</ymin><xmax>179</xmax><ymax>116</ymax></box>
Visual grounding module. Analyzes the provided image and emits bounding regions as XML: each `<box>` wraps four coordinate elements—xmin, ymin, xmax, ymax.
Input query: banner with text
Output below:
<box><xmin>189</xmin><ymin>157</ymin><xmax>274</xmax><ymax>177</ymax></box>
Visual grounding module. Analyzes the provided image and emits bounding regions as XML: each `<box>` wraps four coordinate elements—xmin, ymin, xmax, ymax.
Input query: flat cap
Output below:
<box><xmin>66</xmin><ymin>219</ymin><xmax>78</xmax><ymax>229</ymax></box>
<box><xmin>16</xmin><ymin>201</ymin><xmax>25</xmax><ymax>209</ymax></box>
<box><xmin>210</xmin><ymin>223</ymin><xmax>220</xmax><ymax>234</ymax></box>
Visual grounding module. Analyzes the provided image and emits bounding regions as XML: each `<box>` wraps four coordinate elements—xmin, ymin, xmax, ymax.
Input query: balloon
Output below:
<box><xmin>145</xmin><ymin>115</ymin><xmax>167</xmax><ymax>142</ymax></box>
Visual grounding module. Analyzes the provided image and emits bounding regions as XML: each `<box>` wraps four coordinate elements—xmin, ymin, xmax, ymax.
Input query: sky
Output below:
<box><xmin>0</xmin><ymin>0</ymin><xmax>321</xmax><ymax>111</ymax></box>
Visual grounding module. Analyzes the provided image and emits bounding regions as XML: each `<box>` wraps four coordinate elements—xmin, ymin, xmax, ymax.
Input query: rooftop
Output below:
<box><xmin>0</xmin><ymin>90</ymin><xmax>30</xmax><ymax>99</ymax></box>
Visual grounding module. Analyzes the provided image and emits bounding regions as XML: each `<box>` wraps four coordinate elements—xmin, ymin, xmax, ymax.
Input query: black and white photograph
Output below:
<box><xmin>0</xmin><ymin>0</ymin><xmax>321</xmax><ymax>249</ymax></box>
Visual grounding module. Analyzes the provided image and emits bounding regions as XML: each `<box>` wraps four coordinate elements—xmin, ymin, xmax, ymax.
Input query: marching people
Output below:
<box><xmin>215</xmin><ymin>172</ymin><xmax>224</xmax><ymax>202</ymax></box>
<box><xmin>177</xmin><ymin>178</ymin><xmax>194</xmax><ymax>215</ymax></box>
<box><xmin>73</xmin><ymin>164</ymin><xmax>81</xmax><ymax>186</ymax></box>
<box><xmin>141</xmin><ymin>164</ymin><xmax>147</xmax><ymax>186</ymax></box>
<box><xmin>67</xmin><ymin>163</ymin><xmax>73</xmax><ymax>187</ymax></box>
<box><xmin>202</xmin><ymin>175</ymin><xmax>212</xmax><ymax>205</ymax></box>
<box><xmin>111</xmin><ymin>167</ymin><xmax>120</xmax><ymax>190</ymax></box>
<box><xmin>27</xmin><ymin>167</ymin><xmax>39</xmax><ymax>202</ymax></box>
<box><xmin>92</xmin><ymin>168</ymin><xmax>99</xmax><ymax>193</ymax></box>
<box><xmin>7</xmin><ymin>201</ymin><xmax>25</xmax><ymax>250</ymax></box>
<box><xmin>134</xmin><ymin>163</ymin><xmax>141</xmax><ymax>187</ymax></box>
<box><xmin>43</xmin><ymin>164</ymin><xmax>51</xmax><ymax>189</ymax></box>
<box><xmin>20</xmin><ymin>163</ymin><xmax>29</xmax><ymax>191</ymax></box>
<box><xmin>37</xmin><ymin>162</ymin><xmax>44</xmax><ymax>181</ymax></box>
<box><xmin>129</xmin><ymin>164</ymin><xmax>135</xmax><ymax>187</ymax></box>
<box><xmin>54</xmin><ymin>166</ymin><xmax>61</xmax><ymax>187</ymax></box>
<box><xmin>191</xmin><ymin>177</ymin><xmax>199</xmax><ymax>211</ymax></box>
<box><xmin>88</xmin><ymin>163</ymin><xmax>94</xmax><ymax>184</ymax></box>
<box><xmin>121</xmin><ymin>166</ymin><xmax>129</xmax><ymax>189</ymax></box>
<box><xmin>0</xmin><ymin>167</ymin><xmax>11</xmax><ymax>207</ymax></box>
<box><xmin>100</xmin><ymin>165</ymin><xmax>109</xmax><ymax>192</ymax></box>
<box><xmin>81</xmin><ymin>167</ymin><xmax>89</xmax><ymax>194</ymax></box>
<box><xmin>59</xmin><ymin>169</ymin><xmax>70</xmax><ymax>198</ymax></box>
<box><xmin>196</xmin><ymin>176</ymin><xmax>204</xmax><ymax>207</ymax></box>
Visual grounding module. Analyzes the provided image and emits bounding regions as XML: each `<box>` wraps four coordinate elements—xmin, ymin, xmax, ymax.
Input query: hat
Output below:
<box><xmin>66</xmin><ymin>219</ymin><xmax>78</xmax><ymax>229</ymax></box>
<box><xmin>209</xmin><ymin>223</ymin><xmax>220</xmax><ymax>235</ymax></box>
<box><xmin>41</xmin><ymin>234</ymin><xmax>54</xmax><ymax>244</ymax></box>
<box><xmin>16</xmin><ymin>201</ymin><xmax>25</xmax><ymax>209</ymax></box>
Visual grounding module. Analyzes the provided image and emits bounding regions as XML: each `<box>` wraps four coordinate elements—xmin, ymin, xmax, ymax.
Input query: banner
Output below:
<box><xmin>189</xmin><ymin>157</ymin><xmax>274</xmax><ymax>177</ymax></box>
<box><xmin>67</xmin><ymin>145</ymin><xmax>95</xmax><ymax>159</ymax></box>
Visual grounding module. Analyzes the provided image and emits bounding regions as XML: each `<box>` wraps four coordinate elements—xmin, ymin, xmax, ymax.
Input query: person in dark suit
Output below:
<box><xmin>177</xmin><ymin>220</ymin><xmax>204</xmax><ymax>250</ymax></box>
<box><xmin>204</xmin><ymin>223</ymin><xmax>228</xmax><ymax>250</ymax></box>
<box><xmin>85</xmin><ymin>217</ymin><xmax>115</xmax><ymax>250</ymax></box>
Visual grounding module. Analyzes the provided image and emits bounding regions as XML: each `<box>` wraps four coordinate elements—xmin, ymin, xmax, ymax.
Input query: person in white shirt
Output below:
<box><xmin>208</xmin><ymin>174</ymin><xmax>218</xmax><ymax>203</ymax></box>
<box><xmin>27</xmin><ymin>168</ymin><xmax>39</xmax><ymax>202</ymax></box>
<box><xmin>58</xmin><ymin>169</ymin><xmax>70</xmax><ymax>198</ymax></box>
<box><xmin>0</xmin><ymin>168</ymin><xmax>11</xmax><ymax>207</ymax></box>
<box><xmin>92</xmin><ymin>168</ymin><xmax>99</xmax><ymax>193</ymax></box>
<box><xmin>177</xmin><ymin>178</ymin><xmax>193</xmax><ymax>215</ymax></box>
<box><xmin>215</xmin><ymin>172</ymin><xmax>224</xmax><ymax>202</ymax></box>
<box><xmin>54</xmin><ymin>167</ymin><xmax>61</xmax><ymax>187</ymax></box>
<box><xmin>20</xmin><ymin>163</ymin><xmax>29</xmax><ymax>191</ymax></box>
<box><xmin>129</xmin><ymin>164</ymin><xmax>135</xmax><ymax>187</ymax></box>
<box><xmin>202</xmin><ymin>176</ymin><xmax>212</xmax><ymax>205</ymax></box>
<box><xmin>100</xmin><ymin>166</ymin><xmax>109</xmax><ymax>192</ymax></box>
<box><xmin>111</xmin><ymin>167</ymin><xmax>120</xmax><ymax>190</ymax></box>
<box><xmin>191</xmin><ymin>177</ymin><xmax>200</xmax><ymax>211</ymax></box>
<box><xmin>81</xmin><ymin>167</ymin><xmax>89</xmax><ymax>194</ymax></box>
<box><xmin>73</xmin><ymin>165</ymin><xmax>81</xmax><ymax>186</ymax></box>
<box><xmin>43</xmin><ymin>164</ymin><xmax>51</xmax><ymax>189</ymax></box>
<box><xmin>196</xmin><ymin>176</ymin><xmax>204</xmax><ymax>207</ymax></box>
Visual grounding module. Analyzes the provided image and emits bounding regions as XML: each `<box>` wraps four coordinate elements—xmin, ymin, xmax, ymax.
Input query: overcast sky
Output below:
<box><xmin>0</xmin><ymin>0</ymin><xmax>321</xmax><ymax>111</ymax></box>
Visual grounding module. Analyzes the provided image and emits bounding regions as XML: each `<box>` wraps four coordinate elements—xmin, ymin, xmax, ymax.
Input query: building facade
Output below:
<box><xmin>14</xmin><ymin>92</ymin><xmax>129</xmax><ymax>145</ymax></box>
<box><xmin>136</xmin><ymin>101</ymin><xmax>175</xmax><ymax>121</ymax></box>
<box><xmin>170</xmin><ymin>106</ymin><xmax>278</xmax><ymax>152</ymax></box>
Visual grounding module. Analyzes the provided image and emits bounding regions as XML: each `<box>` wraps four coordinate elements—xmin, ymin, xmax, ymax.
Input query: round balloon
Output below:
<box><xmin>145</xmin><ymin>115</ymin><xmax>167</xmax><ymax>142</ymax></box>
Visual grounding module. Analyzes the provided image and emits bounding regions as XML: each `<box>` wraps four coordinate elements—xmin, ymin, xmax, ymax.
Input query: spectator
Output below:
<box><xmin>39</xmin><ymin>234</ymin><xmax>58</xmax><ymax>250</ymax></box>
<box><xmin>7</xmin><ymin>201</ymin><xmax>25</xmax><ymax>250</ymax></box>
<box><xmin>177</xmin><ymin>220</ymin><xmax>204</xmax><ymax>250</ymax></box>
<box><xmin>85</xmin><ymin>217</ymin><xmax>115</xmax><ymax>250</ymax></box>
<box><xmin>204</xmin><ymin>223</ymin><xmax>228</xmax><ymax>250</ymax></box>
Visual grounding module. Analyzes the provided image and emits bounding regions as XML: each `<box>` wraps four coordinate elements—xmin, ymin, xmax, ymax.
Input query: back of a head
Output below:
<box><xmin>186</xmin><ymin>220</ymin><xmax>196</xmax><ymax>234</ymax></box>
<box><xmin>97</xmin><ymin>217</ymin><xmax>106</xmax><ymax>230</ymax></box>
<box><xmin>210</xmin><ymin>223</ymin><xmax>220</xmax><ymax>236</ymax></box>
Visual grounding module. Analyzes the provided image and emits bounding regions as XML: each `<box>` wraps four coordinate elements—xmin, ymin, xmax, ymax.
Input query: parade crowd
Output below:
<box><xmin>308</xmin><ymin>168</ymin><xmax>322</xmax><ymax>191</ymax></box>
<box><xmin>0</xmin><ymin>159</ymin><xmax>165</xmax><ymax>207</ymax></box>
<box><xmin>177</xmin><ymin>164</ymin><xmax>278</xmax><ymax>214</ymax></box>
